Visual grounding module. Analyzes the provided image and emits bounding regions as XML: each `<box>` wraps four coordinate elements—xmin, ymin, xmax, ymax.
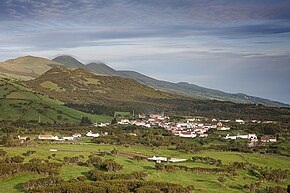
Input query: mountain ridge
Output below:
<box><xmin>0</xmin><ymin>55</ymin><xmax>288</xmax><ymax>107</ymax></box>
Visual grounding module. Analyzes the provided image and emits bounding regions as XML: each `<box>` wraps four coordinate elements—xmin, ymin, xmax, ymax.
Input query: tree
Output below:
<box><xmin>80</xmin><ymin>116</ymin><xmax>92</xmax><ymax>126</ymax></box>
<box><xmin>102</xmin><ymin>160</ymin><xmax>123</xmax><ymax>172</ymax></box>
<box><xmin>111</xmin><ymin>117</ymin><xmax>117</xmax><ymax>124</ymax></box>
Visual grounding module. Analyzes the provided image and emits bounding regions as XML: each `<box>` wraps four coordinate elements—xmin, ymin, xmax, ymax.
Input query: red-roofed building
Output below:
<box><xmin>38</xmin><ymin>134</ymin><xmax>58</xmax><ymax>140</ymax></box>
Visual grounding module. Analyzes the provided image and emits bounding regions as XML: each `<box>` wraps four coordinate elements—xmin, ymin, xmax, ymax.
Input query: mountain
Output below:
<box><xmin>0</xmin><ymin>77</ymin><xmax>112</xmax><ymax>123</ymax></box>
<box><xmin>0</xmin><ymin>56</ymin><xmax>63</xmax><ymax>78</ymax></box>
<box><xmin>22</xmin><ymin>66</ymin><xmax>177</xmax><ymax>106</ymax></box>
<box><xmin>86</xmin><ymin>62</ymin><xmax>121</xmax><ymax>76</ymax></box>
<box><xmin>52</xmin><ymin>55</ymin><xmax>84</xmax><ymax>68</ymax></box>
<box><xmin>0</xmin><ymin>55</ymin><xmax>288</xmax><ymax>107</ymax></box>
<box><xmin>53</xmin><ymin>55</ymin><xmax>289</xmax><ymax>107</ymax></box>
<box><xmin>118</xmin><ymin>71</ymin><xmax>289</xmax><ymax>107</ymax></box>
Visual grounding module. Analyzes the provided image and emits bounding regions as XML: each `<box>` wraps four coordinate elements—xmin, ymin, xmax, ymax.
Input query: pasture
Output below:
<box><xmin>1</xmin><ymin>143</ymin><xmax>289</xmax><ymax>192</ymax></box>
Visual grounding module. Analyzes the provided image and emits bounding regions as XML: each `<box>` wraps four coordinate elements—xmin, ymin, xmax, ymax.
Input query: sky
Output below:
<box><xmin>0</xmin><ymin>0</ymin><xmax>290</xmax><ymax>104</ymax></box>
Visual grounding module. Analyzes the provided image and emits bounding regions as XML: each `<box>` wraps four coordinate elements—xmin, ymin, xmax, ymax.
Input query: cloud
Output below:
<box><xmin>0</xmin><ymin>0</ymin><xmax>290</xmax><ymax>104</ymax></box>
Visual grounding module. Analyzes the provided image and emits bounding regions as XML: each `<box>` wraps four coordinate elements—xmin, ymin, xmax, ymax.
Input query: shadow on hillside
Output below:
<box><xmin>143</xmin><ymin>166</ymin><xmax>154</xmax><ymax>170</ymax></box>
<box><xmin>14</xmin><ymin>182</ymin><xmax>25</xmax><ymax>193</ymax></box>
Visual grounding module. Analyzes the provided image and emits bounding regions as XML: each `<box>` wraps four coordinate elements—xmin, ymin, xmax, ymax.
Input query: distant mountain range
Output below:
<box><xmin>0</xmin><ymin>55</ymin><xmax>289</xmax><ymax>107</ymax></box>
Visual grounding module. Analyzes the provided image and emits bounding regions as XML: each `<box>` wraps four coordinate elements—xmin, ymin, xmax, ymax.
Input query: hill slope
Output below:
<box><xmin>0</xmin><ymin>56</ymin><xmax>63</xmax><ymax>78</ymax></box>
<box><xmin>52</xmin><ymin>55</ymin><xmax>289</xmax><ymax>107</ymax></box>
<box><xmin>119</xmin><ymin>71</ymin><xmax>289</xmax><ymax>107</ymax></box>
<box><xmin>86</xmin><ymin>62</ymin><xmax>122</xmax><ymax>76</ymax></box>
<box><xmin>18</xmin><ymin>66</ymin><xmax>290</xmax><ymax>121</ymax></box>
<box><xmin>52</xmin><ymin>55</ymin><xmax>84</xmax><ymax>68</ymax></box>
<box><xmin>0</xmin><ymin>78</ymin><xmax>112</xmax><ymax>123</ymax></box>
<box><xmin>22</xmin><ymin>66</ymin><xmax>177</xmax><ymax>106</ymax></box>
<box><xmin>0</xmin><ymin>55</ymin><xmax>288</xmax><ymax>107</ymax></box>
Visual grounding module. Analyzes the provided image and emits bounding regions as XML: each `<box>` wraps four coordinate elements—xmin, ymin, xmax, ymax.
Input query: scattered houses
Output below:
<box><xmin>148</xmin><ymin>156</ymin><xmax>186</xmax><ymax>163</ymax></box>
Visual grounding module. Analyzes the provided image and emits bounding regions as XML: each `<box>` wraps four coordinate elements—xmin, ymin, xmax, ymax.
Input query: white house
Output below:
<box><xmin>148</xmin><ymin>156</ymin><xmax>186</xmax><ymax>163</ymax></box>
<box><xmin>217</xmin><ymin>127</ymin><xmax>231</xmax><ymax>131</ymax></box>
<box><xmin>168</xmin><ymin>158</ymin><xmax>187</xmax><ymax>163</ymax></box>
<box><xmin>72</xmin><ymin>133</ymin><xmax>82</xmax><ymax>138</ymax></box>
<box><xmin>237</xmin><ymin>133</ymin><xmax>257</xmax><ymax>140</ymax></box>
<box><xmin>118</xmin><ymin>119</ymin><xmax>130</xmax><ymax>125</ymax></box>
<box><xmin>225</xmin><ymin>134</ymin><xmax>237</xmax><ymax>140</ymax></box>
<box><xmin>62</xmin><ymin>136</ymin><xmax>75</xmax><ymax>141</ymax></box>
<box><xmin>18</xmin><ymin>135</ymin><xmax>29</xmax><ymax>140</ymax></box>
<box><xmin>148</xmin><ymin>156</ymin><xmax>167</xmax><ymax>163</ymax></box>
<box><xmin>248</xmin><ymin>134</ymin><xmax>257</xmax><ymax>140</ymax></box>
<box><xmin>179</xmin><ymin>132</ymin><xmax>197</xmax><ymax>138</ymax></box>
<box><xmin>235</xmin><ymin>119</ymin><xmax>245</xmax><ymax>124</ymax></box>
<box><xmin>237</xmin><ymin>134</ymin><xmax>248</xmax><ymax>139</ymax></box>
<box><xmin>86</xmin><ymin>131</ymin><xmax>100</xmax><ymax>137</ymax></box>
<box><xmin>199</xmin><ymin>134</ymin><xmax>208</xmax><ymax>138</ymax></box>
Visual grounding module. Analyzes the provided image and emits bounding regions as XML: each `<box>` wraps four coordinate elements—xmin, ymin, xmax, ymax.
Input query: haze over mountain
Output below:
<box><xmin>0</xmin><ymin>55</ymin><xmax>288</xmax><ymax>108</ymax></box>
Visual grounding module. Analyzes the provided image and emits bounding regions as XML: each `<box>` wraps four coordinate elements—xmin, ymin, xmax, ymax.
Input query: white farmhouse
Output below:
<box><xmin>179</xmin><ymin>132</ymin><xmax>197</xmax><ymax>138</ymax></box>
<box><xmin>217</xmin><ymin>127</ymin><xmax>231</xmax><ymax>131</ymax></box>
<box><xmin>62</xmin><ymin>136</ymin><xmax>75</xmax><ymax>141</ymax></box>
<box><xmin>86</xmin><ymin>130</ymin><xmax>100</xmax><ymax>137</ymax></box>
<box><xmin>225</xmin><ymin>134</ymin><xmax>237</xmax><ymax>140</ymax></box>
<box><xmin>235</xmin><ymin>119</ymin><xmax>245</xmax><ymax>124</ymax></box>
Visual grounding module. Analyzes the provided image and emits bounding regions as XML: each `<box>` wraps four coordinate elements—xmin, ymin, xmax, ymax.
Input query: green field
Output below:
<box><xmin>1</xmin><ymin>143</ymin><xmax>289</xmax><ymax>192</ymax></box>
<box><xmin>0</xmin><ymin>79</ymin><xmax>112</xmax><ymax>123</ymax></box>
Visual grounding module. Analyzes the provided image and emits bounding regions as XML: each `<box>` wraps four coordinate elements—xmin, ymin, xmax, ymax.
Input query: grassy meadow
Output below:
<box><xmin>1</xmin><ymin>143</ymin><xmax>290</xmax><ymax>193</ymax></box>
<box><xmin>0</xmin><ymin>79</ymin><xmax>112</xmax><ymax>123</ymax></box>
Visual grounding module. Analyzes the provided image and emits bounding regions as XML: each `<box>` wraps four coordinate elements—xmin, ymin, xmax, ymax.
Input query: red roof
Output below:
<box><xmin>39</xmin><ymin>134</ymin><xmax>54</xmax><ymax>139</ymax></box>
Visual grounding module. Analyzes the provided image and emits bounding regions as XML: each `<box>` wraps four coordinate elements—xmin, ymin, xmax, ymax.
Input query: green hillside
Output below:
<box><xmin>0</xmin><ymin>78</ymin><xmax>112</xmax><ymax>123</ymax></box>
<box><xmin>0</xmin><ymin>56</ymin><xmax>63</xmax><ymax>78</ymax></box>
<box><xmin>22</xmin><ymin>66</ymin><xmax>178</xmax><ymax>105</ymax></box>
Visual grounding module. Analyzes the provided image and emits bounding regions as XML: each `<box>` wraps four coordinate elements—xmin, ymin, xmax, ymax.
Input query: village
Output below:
<box><xmin>117</xmin><ymin>114</ymin><xmax>278</xmax><ymax>143</ymax></box>
<box><xmin>17</xmin><ymin>114</ymin><xmax>277</xmax><ymax>146</ymax></box>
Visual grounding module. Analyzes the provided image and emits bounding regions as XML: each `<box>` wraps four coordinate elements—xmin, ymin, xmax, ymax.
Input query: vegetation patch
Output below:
<box><xmin>40</xmin><ymin>81</ymin><xmax>63</xmax><ymax>92</ymax></box>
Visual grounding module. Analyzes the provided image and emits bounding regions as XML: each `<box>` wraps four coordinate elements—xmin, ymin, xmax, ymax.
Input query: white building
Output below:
<box><xmin>179</xmin><ymin>132</ymin><xmax>197</xmax><ymax>138</ymax></box>
<box><xmin>72</xmin><ymin>133</ymin><xmax>82</xmax><ymax>138</ymax></box>
<box><xmin>148</xmin><ymin>156</ymin><xmax>167</xmax><ymax>163</ymax></box>
<box><xmin>62</xmin><ymin>136</ymin><xmax>75</xmax><ymax>141</ymax></box>
<box><xmin>217</xmin><ymin>127</ymin><xmax>231</xmax><ymax>131</ymax></box>
<box><xmin>38</xmin><ymin>134</ymin><xmax>59</xmax><ymax>140</ymax></box>
<box><xmin>225</xmin><ymin>134</ymin><xmax>237</xmax><ymax>140</ymax></box>
<box><xmin>235</xmin><ymin>119</ymin><xmax>245</xmax><ymax>124</ymax></box>
<box><xmin>86</xmin><ymin>131</ymin><xmax>100</xmax><ymax>137</ymax></box>
<box><xmin>148</xmin><ymin>156</ymin><xmax>186</xmax><ymax>163</ymax></box>
<box><xmin>237</xmin><ymin>133</ymin><xmax>257</xmax><ymax>140</ymax></box>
